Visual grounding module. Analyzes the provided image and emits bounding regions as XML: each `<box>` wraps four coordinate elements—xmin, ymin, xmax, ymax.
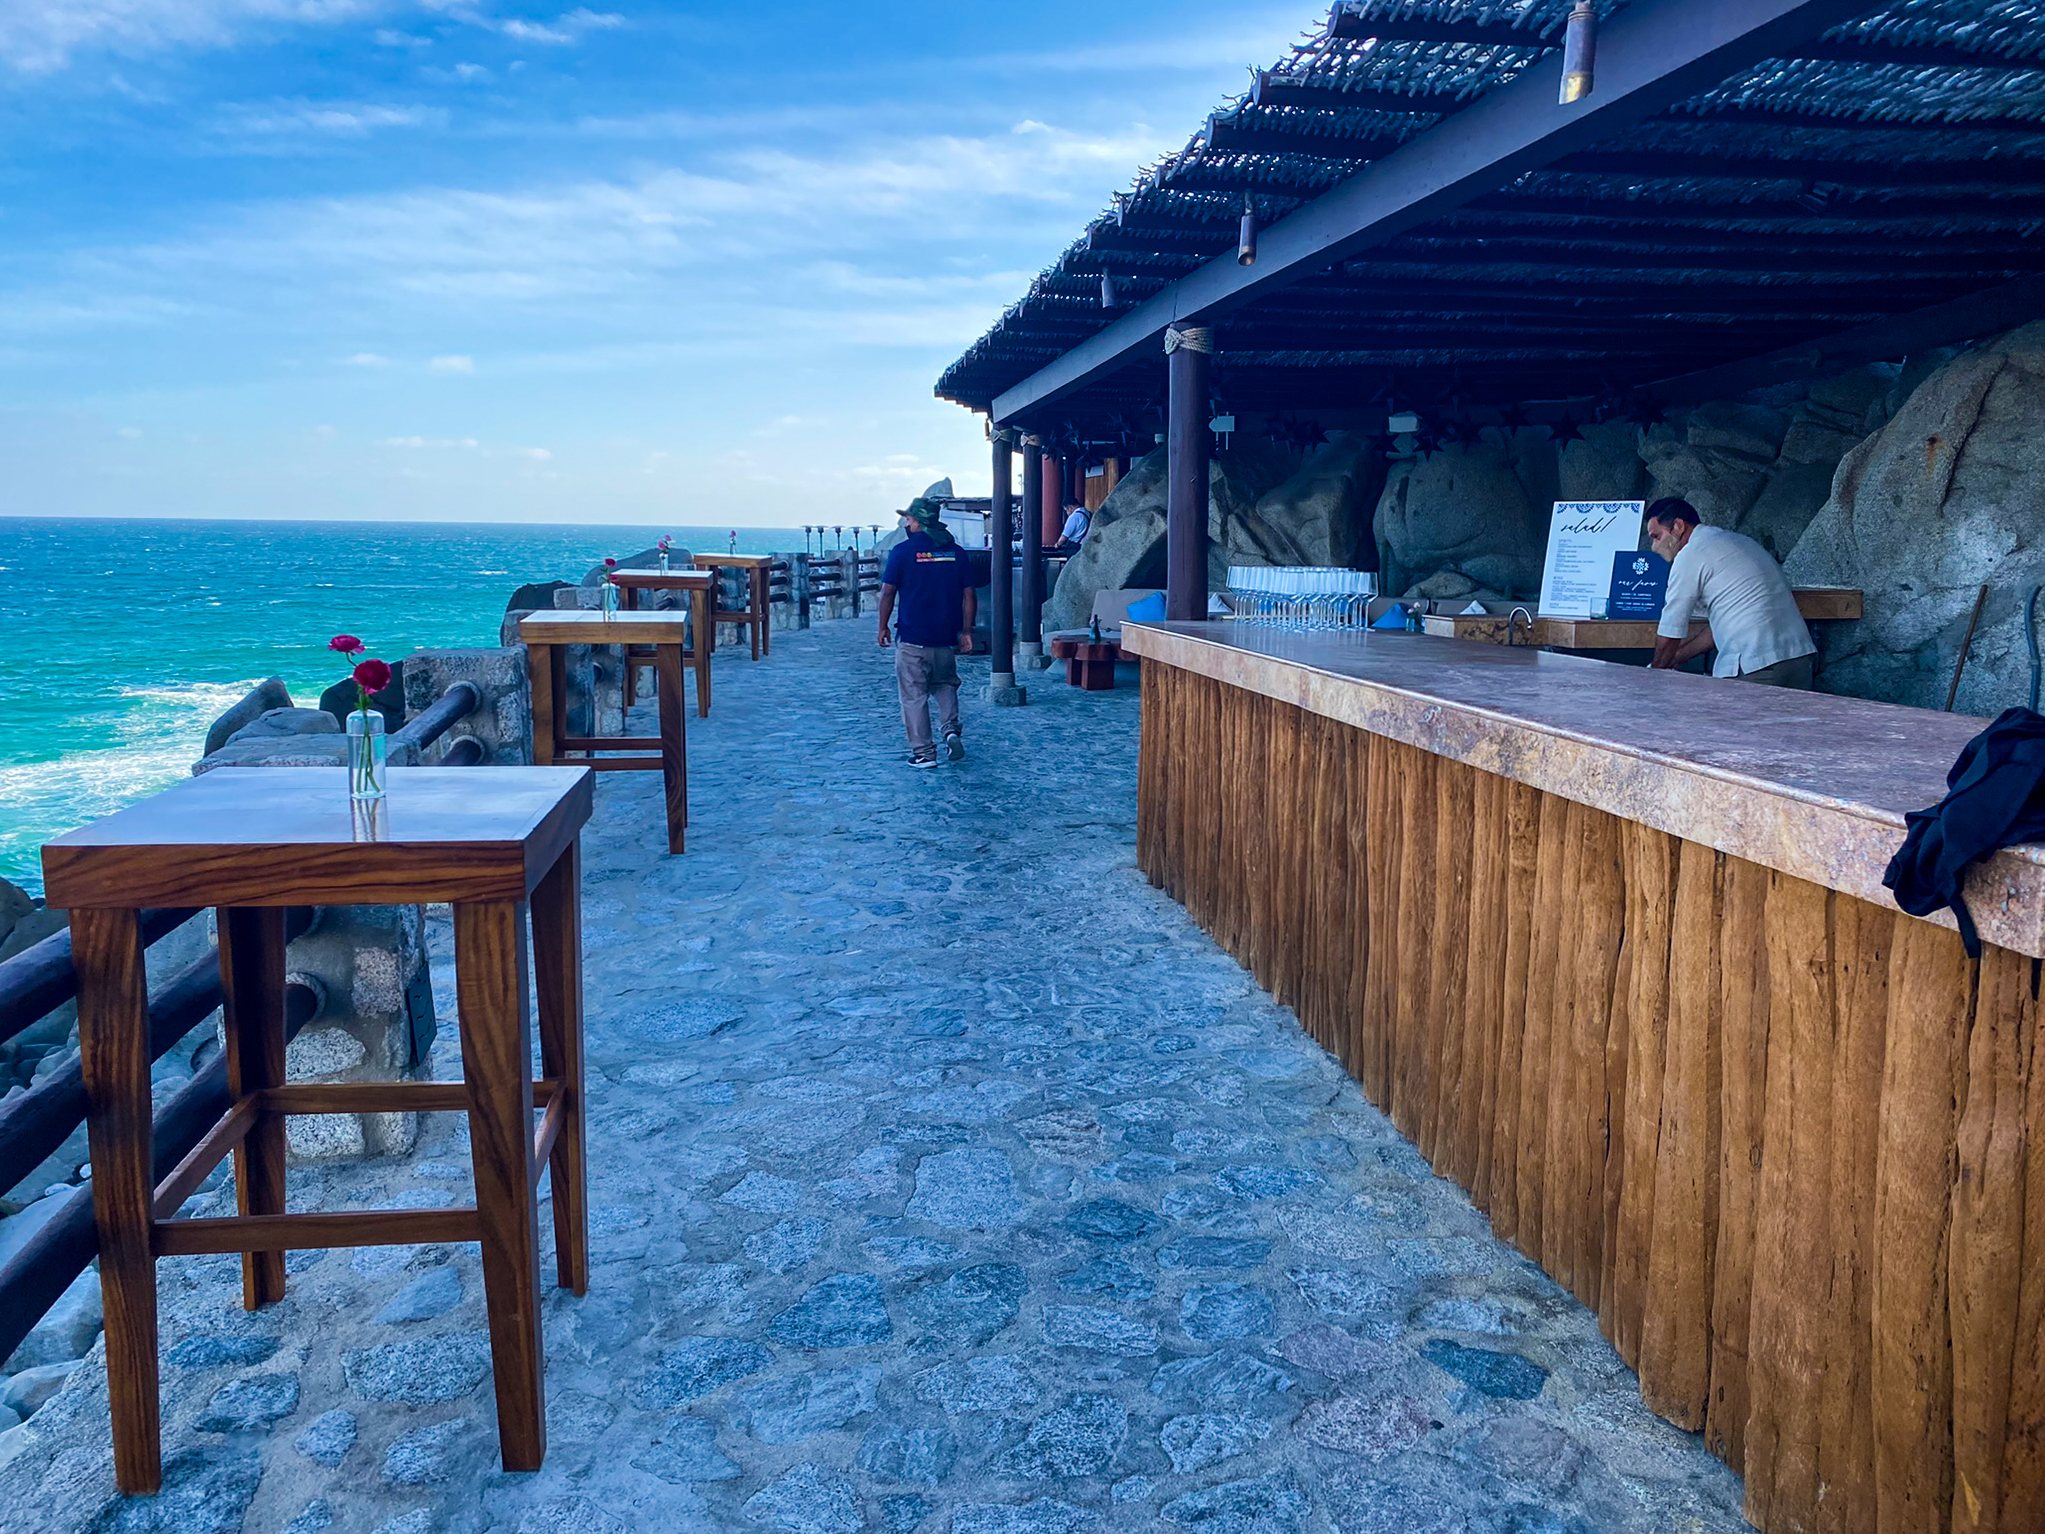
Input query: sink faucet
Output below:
<box><xmin>1506</xmin><ymin>607</ymin><xmax>1533</xmax><ymax>647</ymax></box>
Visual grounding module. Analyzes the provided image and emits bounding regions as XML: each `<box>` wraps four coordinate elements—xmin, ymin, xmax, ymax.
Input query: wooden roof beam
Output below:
<box><xmin>1552</xmin><ymin>149</ymin><xmax>2045</xmax><ymax>186</ymax></box>
<box><xmin>993</xmin><ymin>0</ymin><xmax>1882</xmax><ymax>424</ymax></box>
<box><xmin>1791</xmin><ymin>38</ymin><xmax>2045</xmax><ymax>71</ymax></box>
<box><xmin>1455</xmin><ymin>191</ymin><xmax>2045</xmax><ymax>224</ymax></box>
<box><xmin>1646</xmin><ymin>273</ymin><xmax>2045</xmax><ymax>402</ymax></box>
<box><xmin>1204</xmin><ymin>116</ymin><xmax>1408</xmax><ymax>161</ymax></box>
<box><xmin>1325</xmin><ymin>8</ymin><xmax>2045</xmax><ymax>72</ymax></box>
<box><xmin>1250</xmin><ymin>71</ymin><xmax>1465</xmax><ymax>115</ymax></box>
<box><xmin>1206</xmin><ymin>108</ymin><xmax>2045</xmax><ymax>170</ymax></box>
<box><xmin>1355</xmin><ymin>248</ymin><xmax>2045</xmax><ymax>275</ymax></box>
<box><xmin>1327</xmin><ymin>5</ymin><xmax>1557</xmax><ymax>48</ymax></box>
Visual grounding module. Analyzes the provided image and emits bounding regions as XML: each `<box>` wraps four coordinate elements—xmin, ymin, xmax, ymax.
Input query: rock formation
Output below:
<box><xmin>1787</xmin><ymin>322</ymin><xmax>2045</xmax><ymax>714</ymax></box>
<box><xmin>1377</xmin><ymin>439</ymin><xmax>1548</xmax><ymax>599</ymax></box>
<box><xmin>201</xmin><ymin>676</ymin><xmax>291</xmax><ymax>755</ymax></box>
<box><xmin>1045</xmin><ymin>436</ymin><xmax>1381</xmax><ymax>631</ymax></box>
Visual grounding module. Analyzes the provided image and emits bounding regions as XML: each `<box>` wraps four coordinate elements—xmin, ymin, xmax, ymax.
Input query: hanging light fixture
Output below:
<box><xmin>1100</xmin><ymin>273</ymin><xmax>1119</xmax><ymax>309</ymax></box>
<box><xmin>1559</xmin><ymin>2</ymin><xmax>1597</xmax><ymax>105</ymax></box>
<box><xmin>1237</xmin><ymin>191</ymin><xmax>1259</xmax><ymax>267</ymax></box>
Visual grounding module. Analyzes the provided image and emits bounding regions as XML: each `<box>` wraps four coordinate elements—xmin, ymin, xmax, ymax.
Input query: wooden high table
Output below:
<box><xmin>40</xmin><ymin>766</ymin><xmax>593</xmax><ymax>1494</ymax></box>
<box><xmin>610</xmin><ymin>568</ymin><xmax>714</xmax><ymax>718</ymax></box>
<box><xmin>691</xmin><ymin>553</ymin><xmax>774</xmax><ymax>661</ymax></box>
<box><xmin>1123</xmin><ymin>619</ymin><xmax>2045</xmax><ymax>1534</ymax></box>
<box><xmin>520</xmin><ymin>609</ymin><xmax>690</xmax><ymax>854</ymax></box>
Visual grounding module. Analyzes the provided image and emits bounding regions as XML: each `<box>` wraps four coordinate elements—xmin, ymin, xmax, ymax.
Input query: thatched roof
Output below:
<box><xmin>935</xmin><ymin>0</ymin><xmax>2045</xmax><ymax>435</ymax></box>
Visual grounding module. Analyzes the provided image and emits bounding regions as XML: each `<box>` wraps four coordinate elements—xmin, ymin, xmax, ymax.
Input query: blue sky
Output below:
<box><xmin>0</xmin><ymin>0</ymin><xmax>1316</xmax><ymax>525</ymax></box>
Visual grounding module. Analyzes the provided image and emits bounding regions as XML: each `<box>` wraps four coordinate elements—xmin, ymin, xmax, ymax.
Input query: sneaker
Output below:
<box><xmin>910</xmin><ymin>753</ymin><xmax>938</xmax><ymax>769</ymax></box>
<box><xmin>943</xmin><ymin>732</ymin><xmax>965</xmax><ymax>762</ymax></box>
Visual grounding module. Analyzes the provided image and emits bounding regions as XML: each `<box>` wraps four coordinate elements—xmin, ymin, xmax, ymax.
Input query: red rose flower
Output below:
<box><xmin>329</xmin><ymin>634</ymin><xmax>364</xmax><ymax>656</ymax></box>
<box><xmin>604</xmin><ymin>557</ymin><xmax>617</xmax><ymax>567</ymax></box>
<box><xmin>353</xmin><ymin>658</ymin><xmax>393</xmax><ymax>693</ymax></box>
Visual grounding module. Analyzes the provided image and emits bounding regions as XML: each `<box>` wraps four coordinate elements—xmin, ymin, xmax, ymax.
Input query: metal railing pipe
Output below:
<box><xmin>0</xmin><ymin>908</ymin><xmax>201</xmax><ymax>1049</ymax></box>
<box><xmin>0</xmin><ymin>909</ymin><xmax>313</xmax><ymax>1182</ymax></box>
<box><xmin>391</xmin><ymin>681</ymin><xmax>482</xmax><ymax>754</ymax></box>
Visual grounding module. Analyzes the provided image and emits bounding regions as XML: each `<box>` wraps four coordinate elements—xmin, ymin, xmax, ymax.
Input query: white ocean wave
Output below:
<box><xmin>0</xmin><ymin>680</ymin><xmax>279</xmax><ymax>896</ymax></box>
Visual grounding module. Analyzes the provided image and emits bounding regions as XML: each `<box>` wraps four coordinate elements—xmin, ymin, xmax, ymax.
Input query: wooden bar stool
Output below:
<box><xmin>611</xmin><ymin>568</ymin><xmax>714</xmax><ymax>719</ymax></box>
<box><xmin>521</xmin><ymin>609</ymin><xmax>690</xmax><ymax>854</ymax></box>
<box><xmin>41</xmin><ymin>765</ymin><xmax>594</xmax><ymax>1496</ymax></box>
<box><xmin>691</xmin><ymin>554</ymin><xmax>774</xmax><ymax>661</ymax></box>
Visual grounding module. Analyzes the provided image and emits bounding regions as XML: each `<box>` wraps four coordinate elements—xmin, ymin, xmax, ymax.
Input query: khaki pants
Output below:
<box><xmin>895</xmin><ymin>643</ymin><xmax>960</xmax><ymax>757</ymax></box>
<box><xmin>1737</xmin><ymin>654</ymin><xmax>1815</xmax><ymax>689</ymax></box>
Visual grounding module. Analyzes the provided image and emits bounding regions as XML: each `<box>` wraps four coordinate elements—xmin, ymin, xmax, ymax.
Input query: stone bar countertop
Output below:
<box><xmin>1124</xmin><ymin>620</ymin><xmax>2044</xmax><ymax>957</ymax></box>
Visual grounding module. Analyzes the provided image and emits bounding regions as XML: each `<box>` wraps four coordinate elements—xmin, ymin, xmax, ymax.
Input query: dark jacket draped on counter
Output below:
<box><xmin>1884</xmin><ymin>706</ymin><xmax>2045</xmax><ymax>956</ymax></box>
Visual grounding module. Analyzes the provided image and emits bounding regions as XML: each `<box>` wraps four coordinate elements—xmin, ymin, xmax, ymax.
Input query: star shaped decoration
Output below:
<box><xmin>1369</xmin><ymin>432</ymin><xmax>1401</xmax><ymax>461</ymax></box>
<box><xmin>1413</xmin><ymin>430</ymin><xmax>1441</xmax><ymax>461</ymax></box>
<box><xmin>1494</xmin><ymin>403</ymin><xmax>1531</xmax><ymax>435</ymax></box>
<box><xmin>1439</xmin><ymin>418</ymin><xmax>1476</xmax><ymax>448</ymax></box>
<box><xmin>1547</xmin><ymin>413</ymin><xmax>1584</xmax><ymax>446</ymax></box>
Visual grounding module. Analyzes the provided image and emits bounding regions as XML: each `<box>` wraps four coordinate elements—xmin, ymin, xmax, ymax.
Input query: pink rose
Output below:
<box><xmin>329</xmin><ymin>634</ymin><xmax>364</xmax><ymax>656</ymax></box>
<box><xmin>353</xmin><ymin>658</ymin><xmax>392</xmax><ymax>693</ymax></box>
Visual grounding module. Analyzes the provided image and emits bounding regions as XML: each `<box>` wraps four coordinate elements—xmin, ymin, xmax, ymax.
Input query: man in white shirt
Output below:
<box><xmin>1647</xmin><ymin>497</ymin><xmax>1816</xmax><ymax>687</ymax></box>
<box><xmin>1056</xmin><ymin>505</ymin><xmax>1090</xmax><ymax>551</ymax></box>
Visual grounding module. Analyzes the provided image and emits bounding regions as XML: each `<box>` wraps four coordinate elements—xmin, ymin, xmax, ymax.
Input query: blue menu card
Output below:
<box><xmin>1606</xmin><ymin>550</ymin><xmax>1670</xmax><ymax>620</ymax></box>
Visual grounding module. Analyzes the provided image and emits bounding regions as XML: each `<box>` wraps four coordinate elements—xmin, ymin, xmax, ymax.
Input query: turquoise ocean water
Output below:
<box><xmin>0</xmin><ymin>519</ymin><xmax>813</xmax><ymax>897</ymax></box>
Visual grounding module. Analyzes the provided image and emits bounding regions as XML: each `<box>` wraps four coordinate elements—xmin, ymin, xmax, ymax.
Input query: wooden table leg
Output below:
<box><xmin>219</xmin><ymin>907</ymin><xmax>288</xmax><ymax>1308</ymax></box>
<box><xmin>622</xmin><ymin>586</ymin><xmax>642</xmax><ymax>705</ymax></box>
<box><xmin>454</xmin><ymin>900</ymin><xmax>546</xmax><ymax>1472</ymax></box>
<box><xmin>655</xmin><ymin>644</ymin><xmax>688</xmax><ymax>852</ymax></box>
<box><xmin>531</xmin><ymin>841</ymin><xmax>587</xmax><ymax>1295</ymax></box>
<box><xmin>530</xmin><ymin>642</ymin><xmax>561</xmax><ymax>767</ymax></box>
<box><xmin>73</xmin><ymin>908</ymin><xmax>162</xmax><ymax>1494</ymax></box>
<box><xmin>752</xmin><ymin>566</ymin><xmax>768</xmax><ymax>660</ymax></box>
<box><xmin>691</xmin><ymin>587</ymin><xmax>712</xmax><ymax>719</ymax></box>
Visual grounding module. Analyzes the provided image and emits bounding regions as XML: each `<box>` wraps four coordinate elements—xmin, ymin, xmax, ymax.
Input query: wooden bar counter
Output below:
<box><xmin>1122</xmin><ymin>619</ymin><xmax>2044</xmax><ymax>1534</ymax></box>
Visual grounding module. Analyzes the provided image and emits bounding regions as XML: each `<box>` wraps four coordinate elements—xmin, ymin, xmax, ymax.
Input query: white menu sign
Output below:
<box><xmin>1537</xmin><ymin>500</ymin><xmax>1646</xmax><ymax>618</ymax></box>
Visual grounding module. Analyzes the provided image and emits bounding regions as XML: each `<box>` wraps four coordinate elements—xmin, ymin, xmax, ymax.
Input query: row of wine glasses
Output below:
<box><xmin>1224</xmin><ymin>567</ymin><xmax>1378</xmax><ymax>631</ymax></box>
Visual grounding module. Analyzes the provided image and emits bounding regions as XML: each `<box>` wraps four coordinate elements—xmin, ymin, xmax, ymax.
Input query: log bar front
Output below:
<box><xmin>1123</xmin><ymin>619</ymin><xmax>2044</xmax><ymax>1534</ymax></box>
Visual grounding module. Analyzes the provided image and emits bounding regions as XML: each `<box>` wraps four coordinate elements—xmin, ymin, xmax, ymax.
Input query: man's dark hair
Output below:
<box><xmin>1645</xmin><ymin>496</ymin><xmax>1700</xmax><ymax>527</ymax></box>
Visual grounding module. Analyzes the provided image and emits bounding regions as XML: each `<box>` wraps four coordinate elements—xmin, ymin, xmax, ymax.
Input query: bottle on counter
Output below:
<box><xmin>1090</xmin><ymin>614</ymin><xmax>1103</xmax><ymax>643</ymax></box>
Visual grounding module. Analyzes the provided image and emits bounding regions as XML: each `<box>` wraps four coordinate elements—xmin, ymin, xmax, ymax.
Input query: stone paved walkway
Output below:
<box><xmin>0</xmin><ymin>619</ymin><xmax>1749</xmax><ymax>1534</ymax></box>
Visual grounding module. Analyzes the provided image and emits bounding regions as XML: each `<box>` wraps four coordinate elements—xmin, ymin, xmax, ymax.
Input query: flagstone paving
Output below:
<box><xmin>0</xmin><ymin>619</ymin><xmax>1750</xmax><ymax>1534</ymax></box>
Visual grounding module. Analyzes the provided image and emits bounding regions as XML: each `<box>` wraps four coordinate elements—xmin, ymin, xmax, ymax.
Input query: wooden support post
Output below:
<box><xmin>1166</xmin><ymin>326</ymin><xmax>1211</xmax><ymax>621</ymax></box>
<box><xmin>989</xmin><ymin>429</ymin><xmax>1023</xmax><ymax>703</ymax></box>
<box><xmin>1018</xmin><ymin>436</ymin><xmax>1046</xmax><ymax>668</ymax></box>
<box><xmin>73</xmin><ymin>908</ymin><xmax>160</xmax><ymax>1494</ymax></box>
<box><xmin>218</xmin><ymin>907</ymin><xmax>288</xmax><ymax>1309</ymax></box>
<box><xmin>1042</xmin><ymin>450</ymin><xmax>1066</xmax><ymax>547</ymax></box>
<box><xmin>454</xmin><ymin>900</ymin><xmax>546</xmax><ymax>1472</ymax></box>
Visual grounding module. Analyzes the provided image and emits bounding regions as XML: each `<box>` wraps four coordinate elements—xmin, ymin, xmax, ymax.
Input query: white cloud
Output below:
<box><xmin>373</xmin><ymin>27</ymin><xmax>426</xmax><ymax>46</ymax></box>
<box><xmin>495</xmin><ymin>9</ymin><xmax>623</xmax><ymax>45</ymax></box>
<box><xmin>1</xmin><ymin>0</ymin><xmax>386</xmax><ymax>73</ymax></box>
<box><xmin>95</xmin><ymin>119</ymin><xmax>1173</xmax><ymax>320</ymax></box>
<box><xmin>116</xmin><ymin>425</ymin><xmax>142</xmax><ymax>438</ymax></box>
<box><xmin>512</xmin><ymin>446</ymin><xmax>550</xmax><ymax>459</ymax></box>
<box><xmin>383</xmin><ymin>435</ymin><xmax>480</xmax><ymax>448</ymax></box>
<box><xmin>428</xmin><ymin>354</ymin><xmax>475</xmax><ymax>372</ymax></box>
<box><xmin>342</xmin><ymin>351</ymin><xmax>390</xmax><ymax>366</ymax></box>
<box><xmin>212</xmin><ymin>100</ymin><xmax>443</xmax><ymax>137</ymax></box>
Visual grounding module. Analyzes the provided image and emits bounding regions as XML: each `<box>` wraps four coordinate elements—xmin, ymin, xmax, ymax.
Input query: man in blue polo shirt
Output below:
<box><xmin>878</xmin><ymin>498</ymin><xmax>978</xmax><ymax>768</ymax></box>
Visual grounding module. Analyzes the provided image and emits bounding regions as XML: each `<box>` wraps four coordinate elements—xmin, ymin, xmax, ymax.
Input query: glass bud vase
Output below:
<box><xmin>347</xmin><ymin>710</ymin><xmax>388</xmax><ymax>801</ymax></box>
<box><xmin>601</xmin><ymin>580</ymin><xmax>618</xmax><ymax>619</ymax></box>
<box><xmin>657</xmin><ymin>550</ymin><xmax>669</xmax><ymax>574</ymax></box>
